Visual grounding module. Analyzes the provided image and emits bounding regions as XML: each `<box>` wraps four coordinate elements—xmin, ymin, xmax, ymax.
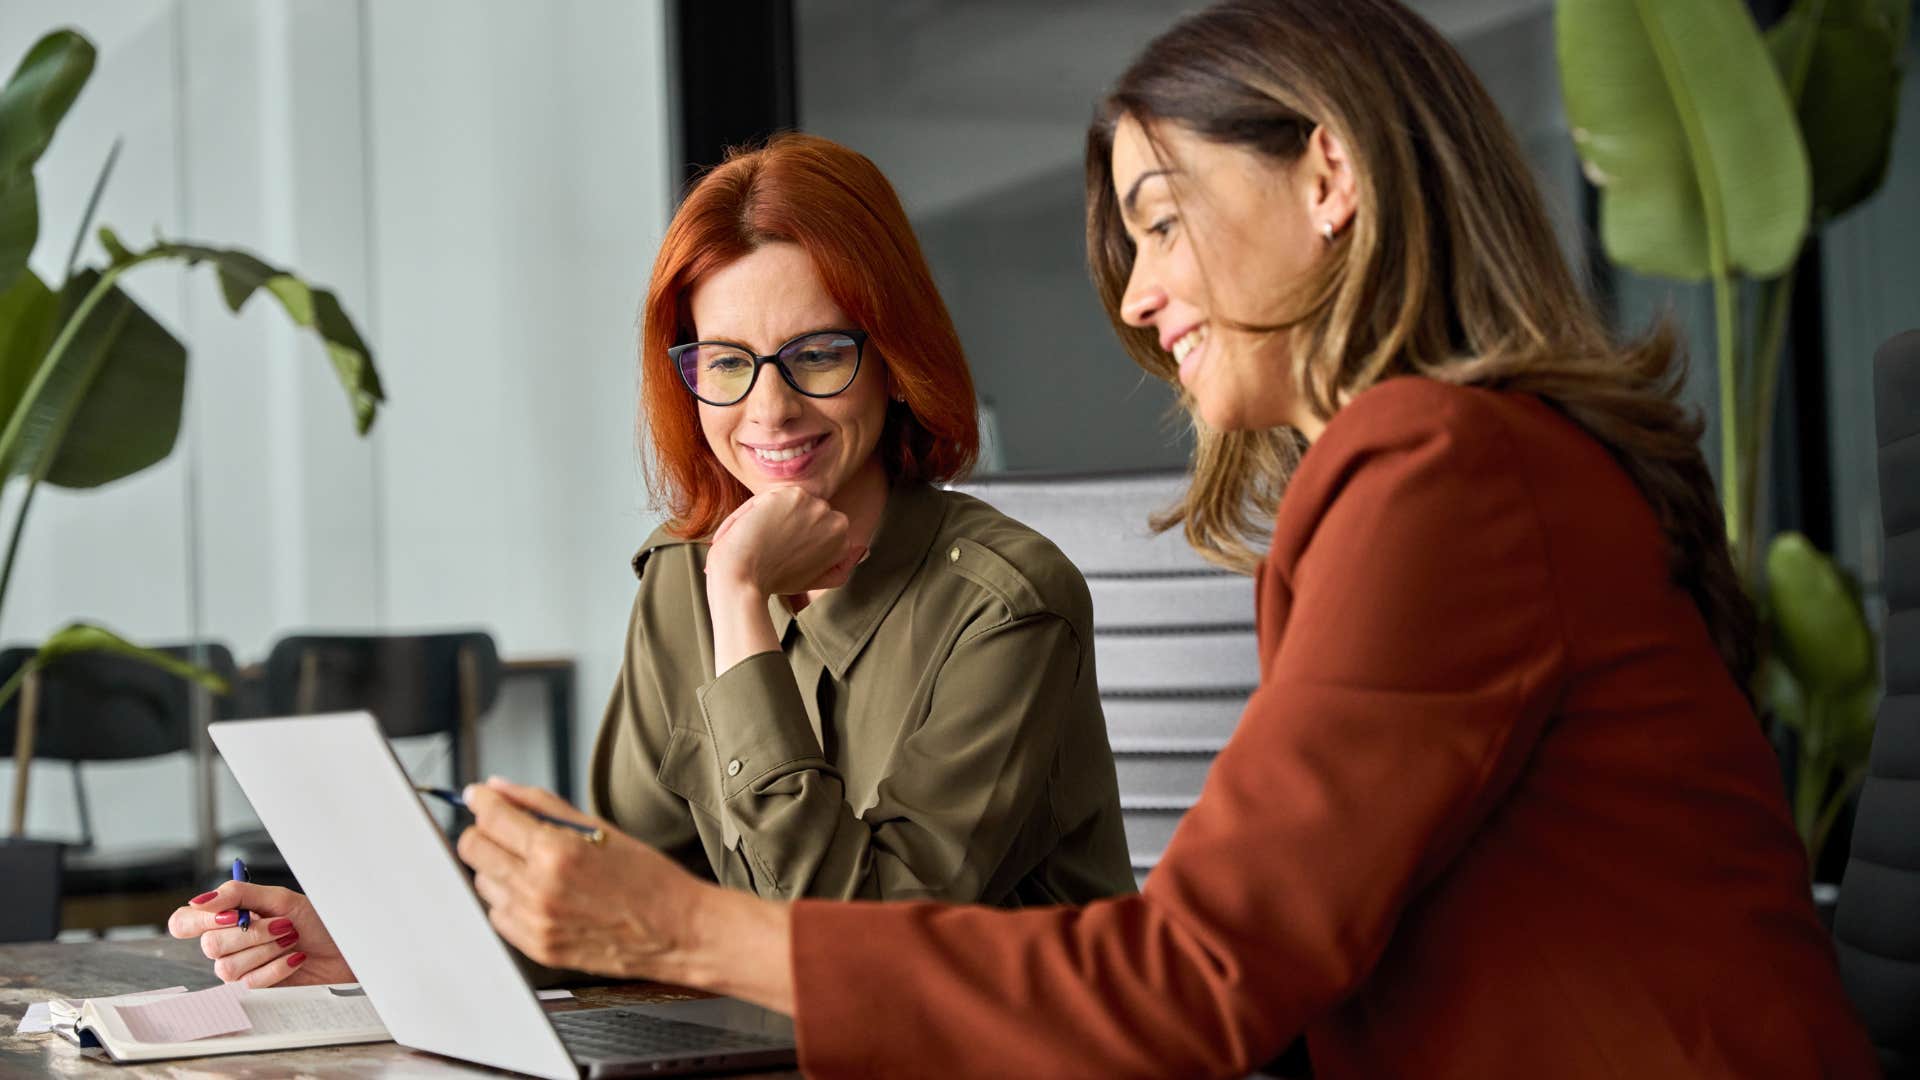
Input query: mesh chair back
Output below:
<box><xmin>1834</xmin><ymin>329</ymin><xmax>1920</xmax><ymax>1074</ymax></box>
<box><xmin>951</xmin><ymin>472</ymin><xmax>1256</xmax><ymax>889</ymax></box>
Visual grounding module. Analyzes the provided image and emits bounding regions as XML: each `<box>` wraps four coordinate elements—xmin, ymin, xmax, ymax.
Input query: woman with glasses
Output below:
<box><xmin>448</xmin><ymin>0</ymin><xmax>1877</xmax><ymax>1076</ymax></box>
<box><xmin>167</xmin><ymin>133</ymin><xmax>1135</xmax><ymax>989</ymax></box>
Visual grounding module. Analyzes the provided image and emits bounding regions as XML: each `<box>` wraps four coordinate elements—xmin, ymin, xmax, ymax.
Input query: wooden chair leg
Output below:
<box><xmin>10</xmin><ymin>670</ymin><xmax>40</xmax><ymax>838</ymax></box>
<box><xmin>296</xmin><ymin>651</ymin><xmax>320</xmax><ymax>715</ymax></box>
<box><xmin>456</xmin><ymin>647</ymin><xmax>481</xmax><ymax>789</ymax></box>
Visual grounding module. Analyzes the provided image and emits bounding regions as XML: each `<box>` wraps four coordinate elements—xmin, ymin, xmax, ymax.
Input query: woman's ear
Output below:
<box><xmin>1304</xmin><ymin>124</ymin><xmax>1357</xmax><ymax>237</ymax></box>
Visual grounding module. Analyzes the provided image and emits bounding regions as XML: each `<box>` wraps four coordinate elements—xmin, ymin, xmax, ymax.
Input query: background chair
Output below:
<box><xmin>950</xmin><ymin>472</ymin><xmax>1257</xmax><ymax>890</ymax></box>
<box><xmin>1</xmin><ymin>642</ymin><xmax>237</xmax><ymax>932</ymax></box>
<box><xmin>224</xmin><ymin>631</ymin><xmax>501</xmax><ymax>885</ymax></box>
<box><xmin>1833</xmin><ymin>329</ymin><xmax>1920</xmax><ymax>1076</ymax></box>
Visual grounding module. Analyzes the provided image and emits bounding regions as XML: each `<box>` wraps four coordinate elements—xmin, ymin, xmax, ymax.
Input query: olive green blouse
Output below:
<box><xmin>586</xmin><ymin>481</ymin><xmax>1135</xmax><ymax>905</ymax></box>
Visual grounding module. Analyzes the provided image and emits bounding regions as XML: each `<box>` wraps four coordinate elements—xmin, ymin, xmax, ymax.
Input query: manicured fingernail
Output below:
<box><xmin>214</xmin><ymin>911</ymin><xmax>239</xmax><ymax>926</ymax></box>
<box><xmin>267</xmin><ymin>918</ymin><xmax>293</xmax><ymax>935</ymax></box>
<box><xmin>276</xmin><ymin>932</ymin><xmax>299</xmax><ymax>948</ymax></box>
<box><xmin>190</xmin><ymin>891</ymin><xmax>219</xmax><ymax>905</ymax></box>
<box><xmin>287</xmin><ymin>951</ymin><xmax>307</xmax><ymax>968</ymax></box>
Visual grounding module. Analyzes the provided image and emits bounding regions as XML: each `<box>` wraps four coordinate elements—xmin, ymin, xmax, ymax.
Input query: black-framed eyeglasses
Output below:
<box><xmin>668</xmin><ymin>329</ymin><xmax>868</xmax><ymax>407</ymax></box>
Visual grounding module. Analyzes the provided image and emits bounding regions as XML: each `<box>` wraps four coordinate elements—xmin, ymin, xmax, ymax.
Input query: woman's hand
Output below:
<box><xmin>705</xmin><ymin>488</ymin><xmax>865</xmax><ymax>599</ymax></box>
<box><xmin>455</xmin><ymin>777</ymin><xmax>795</xmax><ymax>1014</ymax></box>
<box><xmin>166</xmin><ymin>882</ymin><xmax>354</xmax><ymax>988</ymax></box>
<box><xmin>455</xmin><ymin>779</ymin><xmax>701</xmax><ymax>981</ymax></box>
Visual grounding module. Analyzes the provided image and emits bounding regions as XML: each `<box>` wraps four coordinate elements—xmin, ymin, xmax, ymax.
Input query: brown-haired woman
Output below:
<box><xmin>166</xmin><ymin>133</ymin><xmax>1134</xmax><ymax>990</ymax></box>
<box><xmin>454</xmin><ymin>2</ymin><xmax>1876</xmax><ymax>1076</ymax></box>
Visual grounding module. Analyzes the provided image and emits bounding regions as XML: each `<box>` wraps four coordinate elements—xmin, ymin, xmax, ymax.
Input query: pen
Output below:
<box><xmin>231</xmin><ymin>858</ymin><xmax>250</xmax><ymax>929</ymax></box>
<box><xmin>415</xmin><ymin>786</ymin><xmax>606</xmax><ymax>844</ymax></box>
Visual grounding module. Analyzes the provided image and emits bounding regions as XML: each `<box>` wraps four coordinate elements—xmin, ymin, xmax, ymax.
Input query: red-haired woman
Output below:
<box><xmin>167</xmin><ymin>134</ymin><xmax>1135</xmax><ymax>989</ymax></box>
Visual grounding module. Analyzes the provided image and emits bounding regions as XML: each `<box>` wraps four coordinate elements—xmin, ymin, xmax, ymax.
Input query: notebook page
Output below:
<box><xmin>239</xmin><ymin>991</ymin><xmax>384</xmax><ymax>1035</ymax></box>
<box><xmin>115</xmin><ymin>984</ymin><xmax>251</xmax><ymax>1043</ymax></box>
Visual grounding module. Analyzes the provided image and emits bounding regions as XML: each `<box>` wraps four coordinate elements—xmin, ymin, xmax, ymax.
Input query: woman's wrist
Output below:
<box><xmin>663</xmin><ymin>881</ymin><xmax>796</xmax><ymax>1016</ymax></box>
<box><xmin>707</xmin><ymin>573</ymin><xmax>781</xmax><ymax>673</ymax></box>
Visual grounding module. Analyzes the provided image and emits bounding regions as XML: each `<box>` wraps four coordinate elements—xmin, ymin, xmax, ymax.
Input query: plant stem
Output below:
<box><xmin>62</xmin><ymin>139</ymin><xmax>121</xmax><ymax>284</ymax></box>
<box><xmin>0</xmin><ymin>652</ymin><xmax>34</xmax><ymax>715</ymax></box>
<box><xmin>1713</xmin><ymin>271</ymin><xmax>1742</xmax><ymax>548</ymax></box>
<box><xmin>0</xmin><ymin>258</ymin><xmax>147</xmax><ymax>625</ymax></box>
<box><xmin>1737</xmin><ymin>268</ymin><xmax>1797</xmax><ymax>575</ymax></box>
<box><xmin>1809</xmin><ymin>764</ymin><xmax>1868</xmax><ymax>878</ymax></box>
<box><xmin>0</xmin><ymin>475</ymin><xmax>41</xmax><ymax>628</ymax></box>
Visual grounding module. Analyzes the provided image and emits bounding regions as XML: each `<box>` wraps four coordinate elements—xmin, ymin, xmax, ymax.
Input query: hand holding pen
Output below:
<box><xmin>417</xmin><ymin>786</ymin><xmax>606</xmax><ymax>844</ymax></box>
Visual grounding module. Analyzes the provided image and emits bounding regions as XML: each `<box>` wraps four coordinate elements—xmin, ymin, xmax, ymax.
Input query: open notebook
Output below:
<box><xmin>54</xmin><ymin>983</ymin><xmax>390</xmax><ymax>1063</ymax></box>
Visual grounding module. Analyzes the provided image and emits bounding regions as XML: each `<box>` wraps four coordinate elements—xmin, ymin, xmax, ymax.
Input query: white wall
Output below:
<box><xmin>0</xmin><ymin>0</ymin><xmax>672</xmax><ymax>851</ymax></box>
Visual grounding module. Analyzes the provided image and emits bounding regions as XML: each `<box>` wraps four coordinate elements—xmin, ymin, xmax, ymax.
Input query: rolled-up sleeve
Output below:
<box><xmin>788</xmin><ymin>392</ymin><xmax>1570</xmax><ymax>1077</ymax></box>
<box><xmin>698</xmin><ymin>611</ymin><xmax>1080</xmax><ymax>901</ymax></box>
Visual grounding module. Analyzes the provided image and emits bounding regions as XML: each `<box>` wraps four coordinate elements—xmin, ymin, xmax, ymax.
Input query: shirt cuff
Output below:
<box><xmin>696</xmin><ymin>650</ymin><xmax>823</xmax><ymax>800</ymax></box>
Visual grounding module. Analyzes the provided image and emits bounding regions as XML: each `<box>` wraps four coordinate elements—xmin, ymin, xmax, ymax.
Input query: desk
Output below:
<box><xmin>0</xmin><ymin>939</ymin><xmax>798</xmax><ymax>1078</ymax></box>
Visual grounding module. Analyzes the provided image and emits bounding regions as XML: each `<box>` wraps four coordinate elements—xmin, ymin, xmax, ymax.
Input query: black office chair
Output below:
<box><xmin>224</xmin><ymin>632</ymin><xmax>501</xmax><ymax>885</ymax></box>
<box><xmin>1833</xmin><ymin>329</ymin><xmax>1920</xmax><ymax>1077</ymax></box>
<box><xmin>1</xmin><ymin>642</ymin><xmax>237</xmax><ymax>932</ymax></box>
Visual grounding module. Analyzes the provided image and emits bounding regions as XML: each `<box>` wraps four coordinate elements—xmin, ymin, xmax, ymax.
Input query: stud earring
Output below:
<box><xmin>1321</xmin><ymin>220</ymin><xmax>1336</xmax><ymax>243</ymax></box>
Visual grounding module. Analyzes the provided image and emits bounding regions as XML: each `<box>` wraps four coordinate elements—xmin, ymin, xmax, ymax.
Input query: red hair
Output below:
<box><xmin>640</xmin><ymin>133</ymin><xmax>979</xmax><ymax>538</ymax></box>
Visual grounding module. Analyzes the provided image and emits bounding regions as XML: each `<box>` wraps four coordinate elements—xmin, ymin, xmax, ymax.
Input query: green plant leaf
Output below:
<box><xmin>1557</xmin><ymin>0</ymin><xmax>1811</xmax><ymax>280</ymax></box>
<box><xmin>99</xmin><ymin>228</ymin><xmax>384</xmax><ymax>434</ymax></box>
<box><xmin>0</xmin><ymin>621</ymin><xmax>230</xmax><ymax>715</ymax></box>
<box><xmin>0</xmin><ymin>29</ymin><xmax>96</xmax><ymax>292</ymax></box>
<box><xmin>1830</xmin><ymin>675</ymin><xmax>1880</xmax><ymax>765</ymax></box>
<box><xmin>0</xmin><ymin>267</ymin><xmax>133</xmax><ymax>485</ymax></box>
<box><xmin>1762</xmin><ymin>652</ymin><xmax>1807</xmax><ymax>733</ymax></box>
<box><xmin>0</xmin><ymin>267</ymin><xmax>56</xmax><ymax>428</ymax></box>
<box><xmin>1766</xmin><ymin>0</ymin><xmax>1910</xmax><ymax>222</ymax></box>
<box><xmin>1766</xmin><ymin>531</ymin><xmax>1874</xmax><ymax>695</ymax></box>
<box><xmin>39</xmin><ymin>269</ymin><xmax>186</xmax><ymax>488</ymax></box>
<box><xmin>0</xmin><ymin>168</ymin><xmax>36</xmax><ymax>294</ymax></box>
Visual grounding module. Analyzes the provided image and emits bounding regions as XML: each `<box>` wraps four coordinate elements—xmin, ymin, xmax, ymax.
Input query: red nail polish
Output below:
<box><xmin>287</xmin><ymin>952</ymin><xmax>307</xmax><ymax>968</ymax></box>
<box><xmin>276</xmin><ymin>932</ymin><xmax>299</xmax><ymax>948</ymax></box>
<box><xmin>213</xmin><ymin>910</ymin><xmax>239</xmax><ymax>926</ymax></box>
<box><xmin>190</xmin><ymin>891</ymin><xmax>219</xmax><ymax>905</ymax></box>
<box><xmin>267</xmin><ymin>918</ymin><xmax>293</xmax><ymax>935</ymax></box>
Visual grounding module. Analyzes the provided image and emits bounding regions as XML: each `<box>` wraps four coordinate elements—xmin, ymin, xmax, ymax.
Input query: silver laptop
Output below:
<box><xmin>210</xmin><ymin>712</ymin><xmax>796</xmax><ymax>1079</ymax></box>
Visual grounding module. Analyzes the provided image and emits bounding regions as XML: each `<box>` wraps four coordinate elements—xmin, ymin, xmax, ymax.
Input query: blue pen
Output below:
<box><xmin>416</xmin><ymin>786</ymin><xmax>605</xmax><ymax>844</ymax></box>
<box><xmin>231</xmin><ymin>858</ymin><xmax>250</xmax><ymax>929</ymax></box>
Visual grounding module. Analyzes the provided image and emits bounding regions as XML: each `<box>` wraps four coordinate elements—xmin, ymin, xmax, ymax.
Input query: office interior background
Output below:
<box><xmin>0</xmin><ymin>0</ymin><xmax>1914</xmax><ymax>928</ymax></box>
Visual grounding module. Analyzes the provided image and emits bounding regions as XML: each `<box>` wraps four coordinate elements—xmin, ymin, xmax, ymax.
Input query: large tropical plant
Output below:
<box><xmin>1556</xmin><ymin>0</ymin><xmax>1907</xmax><ymax>871</ymax></box>
<box><xmin>0</xmin><ymin>28</ymin><xmax>385</xmax><ymax>711</ymax></box>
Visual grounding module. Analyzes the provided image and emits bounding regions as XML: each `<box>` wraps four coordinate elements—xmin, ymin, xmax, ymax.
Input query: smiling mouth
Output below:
<box><xmin>1170</xmin><ymin>324</ymin><xmax>1209</xmax><ymax>364</ymax></box>
<box><xmin>748</xmin><ymin>436</ymin><xmax>824</xmax><ymax>464</ymax></box>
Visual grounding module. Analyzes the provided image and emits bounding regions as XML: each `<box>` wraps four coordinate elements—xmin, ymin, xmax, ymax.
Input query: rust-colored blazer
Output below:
<box><xmin>789</xmin><ymin>379</ymin><xmax>1877</xmax><ymax>1078</ymax></box>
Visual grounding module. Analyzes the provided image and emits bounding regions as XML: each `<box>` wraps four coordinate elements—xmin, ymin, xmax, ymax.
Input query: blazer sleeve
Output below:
<box><xmin>693</xmin><ymin>608</ymin><xmax>1081</xmax><ymax>900</ymax></box>
<box><xmin>788</xmin><ymin>399</ymin><xmax>1572</xmax><ymax>1078</ymax></box>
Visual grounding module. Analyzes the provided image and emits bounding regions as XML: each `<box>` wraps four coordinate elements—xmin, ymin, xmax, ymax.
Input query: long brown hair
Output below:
<box><xmin>1085</xmin><ymin>0</ymin><xmax>1755</xmax><ymax>688</ymax></box>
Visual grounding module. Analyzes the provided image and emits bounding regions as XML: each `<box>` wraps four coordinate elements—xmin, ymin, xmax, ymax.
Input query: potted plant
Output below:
<box><xmin>0</xmin><ymin>27</ymin><xmax>386</xmax><ymax>710</ymax></box>
<box><xmin>1556</xmin><ymin>0</ymin><xmax>1908</xmax><ymax>880</ymax></box>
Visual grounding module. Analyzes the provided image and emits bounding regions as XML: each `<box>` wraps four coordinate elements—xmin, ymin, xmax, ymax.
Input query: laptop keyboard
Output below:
<box><xmin>553</xmin><ymin>1007</ymin><xmax>788</xmax><ymax>1061</ymax></box>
